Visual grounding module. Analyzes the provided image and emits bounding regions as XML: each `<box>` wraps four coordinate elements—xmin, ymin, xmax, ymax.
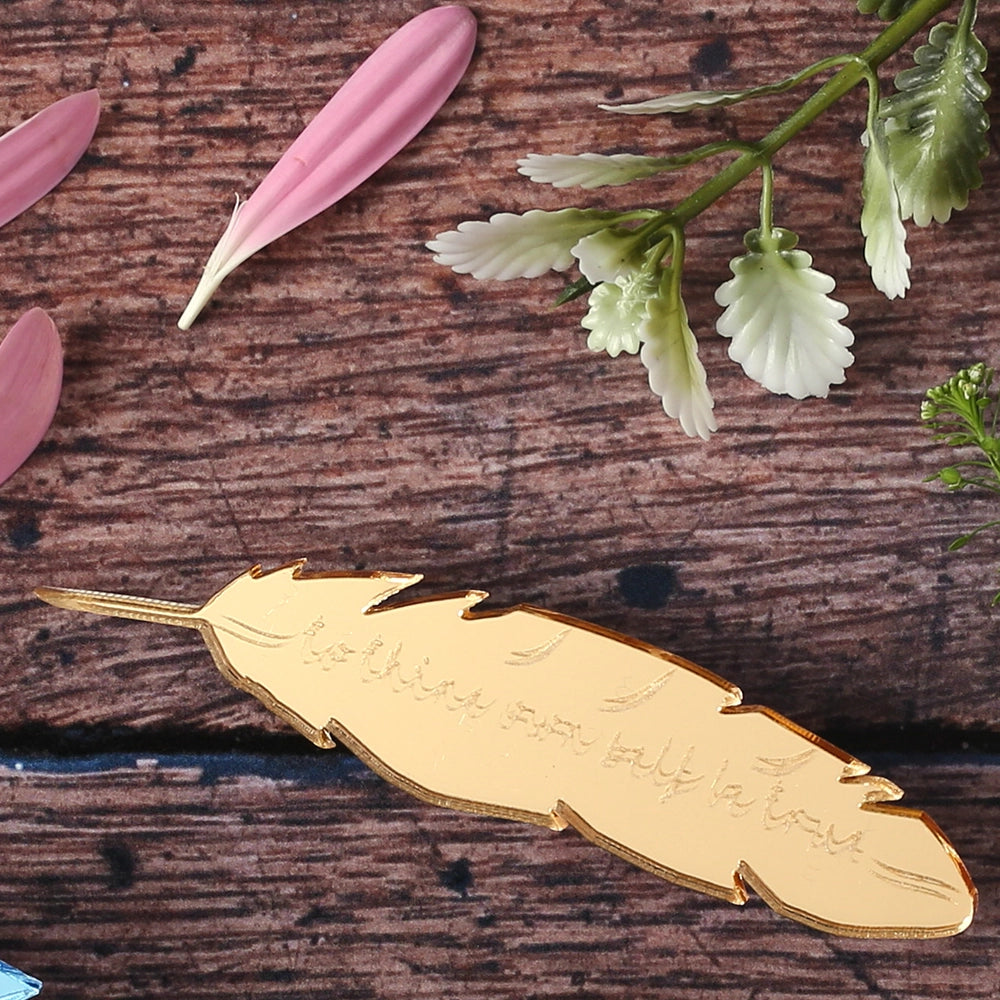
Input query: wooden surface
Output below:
<box><xmin>0</xmin><ymin>756</ymin><xmax>996</xmax><ymax>999</ymax></box>
<box><xmin>0</xmin><ymin>0</ymin><xmax>997</xmax><ymax>996</ymax></box>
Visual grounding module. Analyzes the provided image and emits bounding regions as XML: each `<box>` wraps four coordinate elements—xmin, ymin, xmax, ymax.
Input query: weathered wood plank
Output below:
<box><xmin>0</xmin><ymin>756</ymin><xmax>995</xmax><ymax>998</ymax></box>
<box><xmin>0</xmin><ymin>2</ymin><xmax>997</xmax><ymax>997</ymax></box>
<box><xmin>0</xmin><ymin>0</ymin><xmax>997</xmax><ymax>789</ymax></box>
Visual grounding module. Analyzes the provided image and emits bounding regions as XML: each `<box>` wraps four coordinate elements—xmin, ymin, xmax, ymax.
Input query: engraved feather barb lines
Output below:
<box><xmin>753</xmin><ymin>749</ymin><xmax>818</xmax><ymax>777</ymax></box>
<box><xmin>504</xmin><ymin>628</ymin><xmax>569</xmax><ymax>666</ymax></box>
<box><xmin>600</xmin><ymin>669</ymin><xmax>676</xmax><ymax>712</ymax></box>
<box><xmin>34</xmin><ymin>561</ymin><xmax>977</xmax><ymax>940</ymax></box>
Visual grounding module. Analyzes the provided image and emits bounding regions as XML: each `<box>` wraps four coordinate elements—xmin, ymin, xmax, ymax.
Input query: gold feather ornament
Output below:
<box><xmin>36</xmin><ymin>562</ymin><xmax>976</xmax><ymax>939</ymax></box>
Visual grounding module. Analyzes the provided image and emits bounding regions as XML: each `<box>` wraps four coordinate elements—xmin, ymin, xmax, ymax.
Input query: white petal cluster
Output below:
<box><xmin>581</xmin><ymin>270</ymin><xmax>656</xmax><ymax>358</ymax></box>
<box><xmin>860</xmin><ymin>129</ymin><xmax>910</xmax><ymax>300</ymax></box>
<box><xmin>427</xmin><ymin>209</ymin><xmax>619</xmax><ymax>280</ymax></box>
<box><xmin>715</xmin><ymin>236</ymin><xmax>854</xmax><ymax>399</ymax></box>
<box><xmin>517</xmin><ymin>152</ymin><xmax>676</xmax><ymax>189</ymax></box>
<box><xmin>640</xmin><ymin>280</ymin><xmax>717</xmax><ymax>440</ymax></box>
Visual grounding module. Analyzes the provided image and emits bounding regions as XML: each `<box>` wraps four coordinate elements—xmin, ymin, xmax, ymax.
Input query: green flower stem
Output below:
<box><xmin>951</xmin><ymin>518</ymin><xmax>1000</xmax><ymax>548</ymax></box>
<box><xmin>614</xmin><ymin>210</ymin><xmax>663</xmax><ymax>227</ymax></box>
<box><xmin>759</xmin><ymin>160</ymin><xmax>776</xmax><ymax>236</ymax></box>
<box><xmin>958</xmin><ymin>0</ymin><xmax>978</xmax><ymax>39</ymax></box>
<box><xmin>747</xmin><ymin>52</ymin><xmax>866</xmax><ymax>97</ymax></box>
<box><xmin>668</xmin><ymin>0</ymin><xmax>956</xmax><ymax>228</ymax></box>
<box><xmin>667</xmin><ymin>226</ymin><xmax>686</xmax><ymax>299</ymax></box>
<box><xmin>860</xmin><ymin>59</ymin><xmax>883</xmax><ymax>132</ymax></box>
<box><xmin>663</xmin><ymin>138</ymin><xmax>759</xmax><ymax>167</ymax></box>
<box><xmin>645</xmin><ymin>232</ymin><xmax>677</xmax><ymax>272</ymax></box>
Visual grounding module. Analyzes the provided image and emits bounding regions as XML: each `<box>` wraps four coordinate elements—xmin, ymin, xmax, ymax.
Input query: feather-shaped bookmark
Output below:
<box><xmin>0</xmin><ymin>309</ymin><xmax>62</xmax><ymax>486</ymax></box>
<box><xmin>0</xmin><ymin>89</ymin><xmax>100</xmax><ymax>230</ymax></box>
<box><xmin>178</xmin><ymin>5</ymin><xmax>477</xmax><ymax>329</ymax></box>
<box><xmin>37</xmin><ymin>562</ymin><xmax>976</xmax><ymax>939</ymax></box>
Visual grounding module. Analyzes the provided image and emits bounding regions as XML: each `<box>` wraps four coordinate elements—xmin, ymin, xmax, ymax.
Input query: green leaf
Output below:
<box><xmin>857</xmin><ymin>0</ymin><xmax>921</xmax><ymax>20</ymax></box>
<box><xmin>948</xmin><ymin>519</ymin><xmax>1000</xmax><ymax>549</ymax></box>
<box><xmin>879</xmin><ymin>19</ymin><xmax>991</xmax><ymax>226</ymax></box>
<box><xmin>555</xmin><ymin>275</ymin><xmax>595</xmax><ymax>305</ymax></box>
<box><xmin>427</xmin><ymin>208</ymin><xmax>622</xmax><ymax>280</ymax></box>
<box><xmin>638</xmin><ymin>268</ymin><xmax>717</xmax><ymax>439</ymax></box>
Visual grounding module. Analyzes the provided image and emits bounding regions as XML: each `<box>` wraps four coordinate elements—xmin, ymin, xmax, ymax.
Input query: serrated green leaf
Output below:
<box><xmin>879</xmin><ymin>19</ymin><xmax>991</xmax><ymax>226</ymax></box>
<box><xmin>857</xmin><ymin>0</ymin><xmax>921</xmax><ymax>20</ymax></box>
<box><xmin>427</xmin><ymin>208</ymin><xmax>623</xmax><ymax>280</ymax></box>
<box><xmin>715</xmin><ymin>230</ymin><xmax>855</xmax><ymax>398</ymax></box>
<box><xmin>638</xmin><ymin>269</ymin><xmax>717</xmax><ymax>440</ymax></box>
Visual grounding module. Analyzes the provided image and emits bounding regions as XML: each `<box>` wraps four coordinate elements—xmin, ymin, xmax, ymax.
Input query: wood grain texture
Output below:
<box><xmin>0</xmin><ymin>0</ymin><xmax>997</xmax><ymax>995</ymax></box>
<box><xmin>1</xmin><ymin>0</ymin><xmax>999</xmax><ymax>739</ymax></box>
<box><xmin>0</xmin><ymin>756</ymin><xmax>996</xmax><ymax>999</ymax></box>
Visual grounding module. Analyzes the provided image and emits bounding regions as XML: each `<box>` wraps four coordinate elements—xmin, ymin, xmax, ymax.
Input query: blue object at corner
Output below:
<box><xmin>0</xmin><ymin>961</ymin><xmax>41</xmax><ymax>1000</ymax></box>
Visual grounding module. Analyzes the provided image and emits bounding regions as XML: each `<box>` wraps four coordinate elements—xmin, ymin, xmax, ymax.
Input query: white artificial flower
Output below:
<box><xmin>860</xmin><ymin>128</ymin><xmax>910</xmax><ymax>300</ymax></box>
<box><xmin>571</xmin><ymin>228</ymin><xmax>643</xmax><ymax>284</ymax></box>
<box><xmin>639</xmin><ymin>275</ymin><xmax>717</xmax><ymax>440</ymax></box>
<box><xmin>516</xmin><ymin>152</ymin><xmax>679</xmax><ymax>189</ymax></box>
<box><xmin>715</xmin><ymin>230</ymin><xmax>854</xmax><ymax>398</ymax></box>
<box><xmin>427</xmin><ymin>208</ymin><xmax>620</xmax><ymax>280</ymax></box>
<box><xmin>581</xmin><ymin>269</ymin><xmax>656</xmax><ymax>357</ymax></box>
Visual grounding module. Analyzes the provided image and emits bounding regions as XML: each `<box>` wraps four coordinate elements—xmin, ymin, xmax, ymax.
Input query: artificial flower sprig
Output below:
<box><xmin>429</xmin><ymin>0</ymin><xmax>990</xmax><ymax>438</ymax></box>
<box><xmin>922</xmin><ymin>363</ymin><xmax>1000</xmax><ymax>603</ymax></box>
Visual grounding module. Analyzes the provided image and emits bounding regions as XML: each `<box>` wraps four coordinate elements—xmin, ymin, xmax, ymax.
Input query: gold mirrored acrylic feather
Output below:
<box><xmin>35</xmin><ymin>561</ymin><xmax>976</xmax><ymax>938</ymax></box>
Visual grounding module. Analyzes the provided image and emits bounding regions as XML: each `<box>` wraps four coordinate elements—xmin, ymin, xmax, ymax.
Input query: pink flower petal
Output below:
<box><xmin>0</xmin><ymin>308</ymin><xmax>63</xmax><ymax>486</ymax></box>
<box><xmin>0</xmin><ymin>90</ymin><xmax>101</xmax><ymax>230</ymax></box>
<box><xmin>179</xmin><ymin>5</ymin><xmax>477</xmax><ymax>328</ymax></box>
